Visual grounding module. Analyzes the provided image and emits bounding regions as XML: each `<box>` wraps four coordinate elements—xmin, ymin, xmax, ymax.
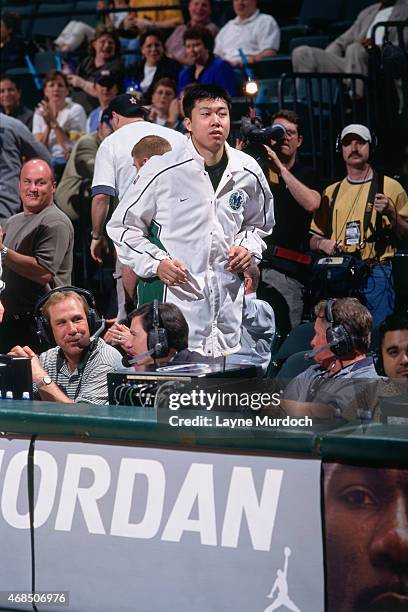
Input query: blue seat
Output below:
<box><xmin>275</xmin><ymin>350</ymin><xmax>314</xmax><ymax>387</ymax></box>
<box><xmin>34</xmin><ymin>51</ymin><xmax>62</xmax><ymax>75</ymax></box>
<box><xmin>298</xmin><ymin>0</ymin><xmax>344</xmax><ymax>25</ymax></box>
<box><xmin>31</xmin><ymin>4</ymin><xmax>74</xmax><ymax>39</ymax></box>
<box><xmin>75</xmin><ymin>1</ymin><xmax>98</xmax><ymax>28</ymax></box>
<box><xmin>273</xmin><ymin>322</ymin><xmax>315</xmax><ymax>361</ymax></box>
<box><xmin>252</xmin><ymin>56</ymin><xmax>292</xmax><ymax>80</ymax></box>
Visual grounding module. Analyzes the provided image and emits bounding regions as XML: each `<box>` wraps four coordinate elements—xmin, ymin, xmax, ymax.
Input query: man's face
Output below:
<box><xmin>271</xmin><ymin>117</ymin><xmax>302</xmax><ymax>161</ymax></box>
<box><xmin>49</xmin><ymin>297</ymin><xmax>90</xmax><ymax>360</ymax></box>
<box><xmin>325</xmin><ymin>463</ymin><xmax>408</xmax><ymax>612</ymax></box>
<box><xmin>310</xmin><ymin>317</ymin><xmax>334</xmax><ymax>367</ymax></box>
<box><xmin>184</xmin><ymin>97</ymin><xmax>230</xmax><ymax>154</ymax></box>
<box><xmin>382</xmin><ymin>330</ymin><xmax>408</xmax><ymax>378</ymax></box>
<box><xmin>95</xmin><ymin>82</ymin><xmax>118</xmax><ymax>107</ymax></box>
<box><xmin>188</xmin><ymin>0</ymin><xmax>211</xmax><ymax>22</ymax></box>
<box><xmin>233</xmin><ymin>0</ymin><xmax>257</xmax><ymax>20</ymax></box>
<box><xmin>19</xmin><ymin>161</ymin><xmax>55</xmax><ymax>214</ymax></box>
<box><xmin>123</xmin><ymin>315</ymin><xmax>154</xmax><ymax>366</ymax></box>
<box><xmin>342</xmin><ymin>134</ymin><xmax>370</xmax><ymax>170</ymax></box>
<box><xmin>185</xmin><ymin>38</ymin><xmax>209</xmax><ymax>65</ymax></box>
<box><xmin>0</xmin><ymin>79</ymin><xmax>21</xmax><ymax>111</ymax></box>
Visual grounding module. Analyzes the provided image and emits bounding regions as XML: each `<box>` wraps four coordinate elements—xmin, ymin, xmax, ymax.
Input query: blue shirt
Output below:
<box><xmin>177</xmin><ymin>55</ymin><xmax>238</xmax><ymax>97</ymax></box>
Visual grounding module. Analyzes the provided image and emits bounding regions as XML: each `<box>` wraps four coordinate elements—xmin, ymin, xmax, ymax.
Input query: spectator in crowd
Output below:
<box><xmin>310</xmin><ymin>124</ymin><xmax>408</xmax><ymax>326</ymax></box>
<box><xmin>32</xmin><ymin>70</ymin><xmax>87</xmax><ymax>174</ymax></box>
<box><xmin>166</xmin><ymin>0</ymin><xmax>219</xmax><ymax>66</ymax></box>
<box><xmin>227</xmin><ymin>263</ymin><xmax>275</xmax><ymax>374</ymax></box>
<box><xmin>68</xmin><ymin>25</ymin><xmax>124</xmax><ymax>114</ymax></box>
<box><xmin>148</xmin><ymin>78</ymin><xmax>177</xmax><ymax>126</ymax></box>
<box><xmin>0</xmin><ymin>114</ymin><xmax>51</xmax><ymax>220</ymax></box>
<box><xmin>86</xmin><ymin>69</ymin><xmax>121</xmax><ymax>133</ymax></box>
<box><xmin>0</xmin><ymin>12</ymin><xmax>29</xmax><ymax>73</ymax></box>
<box><xmin>56</xmin><ymin>115</ymin><xmax>113</xmax><ymax>222</ymax></box>
<box><xmin>292</xmin><ymin>0</ymin><xmax>408</xmax><ymax>99</ymax></box>
<box><xmin>260</xmin><ymin>110</ymin><xmax>320</xmax><ymax>333</ymax></box>
<box><xmin>128</xmin><ymin>0</ymin><xmax>184</xmax><ymax>30</ymax></box>
<box><xmin>324</xmin><ymin>462</ymin><xmax>408</xmax><ymax>612</ymax></box>
<box><xmin>0</xmin><ymin>160</ymin><xmax>74</xmax><ymax>353</ymax></box>
<box><xmin>107</xmin><ymin>84</ymin><xmax>274</xmax><ymax>358</ymax></box>
<box><xmin>281</xmin><ymin>298</ymin><xmax>379</xmax><ymax>419</ymax></box>
<box><xmin>0</xmin><ymin>75</ymin><xmax>34</xmax><ymax>130</ymax></box>
<box><xmin>178</xmin><ymin>27</ymin><xmax>238</xmax><ymax>97</ymax></box>
<box><xmin>90</xmin><ymin>93</ymin><xmax>185</xmax><ymax>264</ymax></box>
<box><xmin>214</xmin><ymin>0</ymin><xmax>280</xmax><ymax>67</ymax></box>
<box><xmin>125</xmin><ymin>29</ymin><xmax>181</xmax><ymax>103</ymax></box>
<box><xmin>9</xmin><ymin>288</ymin><xmax>122</xmax><ymax>404</ymax></box>
<box><xmin>97</xmin><ymin>0</ymin><xmax>141</xmax><ymax>67</ymax></box>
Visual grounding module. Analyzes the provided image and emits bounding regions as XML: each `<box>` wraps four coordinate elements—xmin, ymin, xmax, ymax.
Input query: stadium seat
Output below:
<box><xmin>289</xmin><ymin>35</ymin><xmax>329</xmax><ymax>53</ymax></box>
<box><xmin>33</xmin><ymin>51</ymin><xmax>62</xmax><ymax>76</ymax></box>
<box><xmin>31</xmin><ymin>4</ymin><xmax>74</xmax><ymax>40</ymax></box>
<box><xmin>252</xmin><ymin>56</ymin><xmax>292</xmax><ymax>80</ymax></box>
<box><xmin>275</xmin><ymin>350</ymin><xmax>314</xmax><ymax>384</ymax></box>
<box><xmin>272</xmin><ymin>322</ymin><xmax>315</xmax><ymax>361</ymax></box>
<box><xmin>298</xmin><ymin>0</ymin><xmax>344</xmax><ymax>26</ymax></box>
<box><xmin>2</xmin><ymin>4</ymin><xmax>37</xmax><ymax>39</ymax></box>
<box><xmin>75</xmin><ymin>1</ymin><xmax>98</xmax><ymax>28</ymax></box>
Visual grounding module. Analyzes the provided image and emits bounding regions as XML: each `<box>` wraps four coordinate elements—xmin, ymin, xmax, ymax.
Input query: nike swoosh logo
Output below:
<box><xmin>180</xmin><ymin>197</ymin><xmax>189</xmax><ymax>202</ymax></box>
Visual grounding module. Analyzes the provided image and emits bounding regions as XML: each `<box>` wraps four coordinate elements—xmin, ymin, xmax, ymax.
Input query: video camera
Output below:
<box><xmin>240</xmin><ymin>117</ymin><xmax>287</xmax><ymax>174</ymax></box>
<box><xmin>240</xmin><ymin>116</ymin><xmax>287</xmax><ymax>146</ymax></box>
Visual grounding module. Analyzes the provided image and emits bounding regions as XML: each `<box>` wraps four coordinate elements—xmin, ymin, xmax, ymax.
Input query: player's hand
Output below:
<box><xmin>227</xmin><ymin>246</ymin><xmax>251</xmax><ymax>272</ymax></box>
<box><xmin>157</xmin><ymin>259</ymin><xmax>187</xmax><ymax>285</ymax></box>
<box><xmin>90</xmin><ymin>236</ymin><xmax>109</xmax><ymax>263</ymax></box>
<box><xmin>374</xmin><ymin>193</ymin><xmax>390</xmax><ymax>214</ymax></box>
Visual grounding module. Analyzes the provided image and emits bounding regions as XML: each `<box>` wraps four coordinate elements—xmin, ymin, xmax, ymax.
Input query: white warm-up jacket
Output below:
<box><xmin>107</xmin><ymin>139</ymin><xmax>274</xmax><ymax>357</ymax></box>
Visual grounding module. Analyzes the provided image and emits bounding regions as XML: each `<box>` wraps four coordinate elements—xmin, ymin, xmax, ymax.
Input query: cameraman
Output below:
<box><xmin>310</xmin><ymin>124</ymin><xmax>408</xmax><ymax>326</ymax></box>
<box><xmin>260</xmin><ymin>110</ymin><xmax>320</xmax><ymax>333</ymax></box>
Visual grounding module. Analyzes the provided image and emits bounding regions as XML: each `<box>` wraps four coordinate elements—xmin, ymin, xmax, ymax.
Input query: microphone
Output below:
<box><xmin>304</xmin><ymin>340</ymin><xmax>340</xmax><ymax>360</ymax></box>
<box><xmin>77</xmin><ymin>318</ymin><xmax>106</xmax><ymax>348</ymax></box>
<box><xmin>122</xmin><ymin>349</ymin><xmax>155</xmax><ymax>367</ymax></box>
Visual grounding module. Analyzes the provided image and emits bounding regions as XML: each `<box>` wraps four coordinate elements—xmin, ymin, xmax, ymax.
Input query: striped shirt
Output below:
<box><xmin>35</xmin><ymin>339</ymin><xmax>123</xmax><ymax>405</ymax></box>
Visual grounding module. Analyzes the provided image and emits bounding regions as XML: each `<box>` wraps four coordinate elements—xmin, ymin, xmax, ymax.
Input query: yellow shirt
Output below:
<box><xmin>311</xmin><ymin>175</ymin><xmax>408</xmax><ymax>260</ymax></box>
<box><xmin>129</xmin><ymin>0</ymin><xmax>184</xmax><ymax>25</ymax></box>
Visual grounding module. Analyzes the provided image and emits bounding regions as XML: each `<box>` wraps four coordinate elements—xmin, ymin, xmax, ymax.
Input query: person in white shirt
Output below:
<box><xmin>292</xmin><ymin>0</ymin><xmax>408</xmax><ymax>98</ymax></box>
<box><xmin>107</xmin><ymin>84</ymin><xmax>274</xmax><ymax>357</ymax></box>
<box><xmin>32</xmin><ymin>70</ymin><xmax>87</xmax><ymax>166</ymax></box>
<box><xmin>227</xmin><ymin>263</ymin><xmax>275</xmax><ymax>373</ymax></box>
<box><xmin>214</xmin><ymin>0</ymin><xmax>280</xmax><ymax>67</ymax></box>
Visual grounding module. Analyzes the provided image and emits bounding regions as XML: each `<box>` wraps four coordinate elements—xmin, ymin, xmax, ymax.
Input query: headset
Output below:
<box><xmin>325</xmin><ymin>298</ymin><xmax>353</xmax><ymax>357</ymax></box>
<box><xmin>335</xmin><ymin>128</ymin><xmax>378</xmax><ymax>158</ymax></box>
<box><xmin>147</xmin><ymin>299</ymin><xmax>169</xmax><ymax>359</ymax></box>
<box><xmin>35</xmin><ymin>286</ymin><xmax>103</xmax><ymax>345</ymax></box>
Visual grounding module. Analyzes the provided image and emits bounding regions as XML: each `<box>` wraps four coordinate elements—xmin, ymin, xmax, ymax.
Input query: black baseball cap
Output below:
<box><xmin>103</xmin><ymin>93</ymin><xmax>148</xmax><ymax>120</ymax></box>
<box><xmin>94</xmin><ymin>68</ymin><xmax>122</xmax><ymax>88</ymax></box>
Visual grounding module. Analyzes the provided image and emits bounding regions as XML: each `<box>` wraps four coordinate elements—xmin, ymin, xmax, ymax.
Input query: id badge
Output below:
<box><xmin>345</xmin><ymin>221</ymin><xmax>361</xmax><ymax>246</ymax></box>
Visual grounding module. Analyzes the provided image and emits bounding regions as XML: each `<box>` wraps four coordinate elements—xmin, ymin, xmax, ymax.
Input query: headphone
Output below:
<box><xmin>325</xmin><ymin>299</ymin><xmax>353</xmax><ymax>357</ymax></box>
<box><xmin>147</xmin><ymin>299</ymin><xmax>169</xmax><ymax>358</ymax></box>
<box><xmin>335</xmin><ymin>128</ymin><xmax>378</xmax><ymax>157</ymax></box>
<box><xmin>35</xmin><ymin>286</ymin><xmax>103</xmax><ymax>345</ymax></box>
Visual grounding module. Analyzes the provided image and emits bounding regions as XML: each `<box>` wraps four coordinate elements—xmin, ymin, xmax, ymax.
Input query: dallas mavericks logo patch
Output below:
<box><xmin>229</xmin><ymin>189</ymin><xmax>245</xmax><ymax>211</ymax></box>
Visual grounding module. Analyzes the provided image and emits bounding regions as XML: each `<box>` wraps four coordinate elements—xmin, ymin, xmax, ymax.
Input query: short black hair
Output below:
<box><xmin>379</xmin><ymin>312</ymin><xmax>408</xmax><ymax>348</ymax></box>
<box><xmin>183</xmin><ymin>26</ymin><xmax>215</xmax><ymax>54</ymax></box>
<box><xmin>0</xmin><ymin>74</ymin><xmax>21</xmax><ymax>90</ymax></box>
<box><xmin>140</xmin><ymin>27</ymin><xmax>166</xmax><ymax>47</ymax></box>
<box><xmin>182</xmin><ymin>84</ymin><xmax>231</xmax><ymax>120</ymax></box>
<box><xmin>129</xmin><ymin>302</ymin><xmax>189</xmax><ymax>352</ymax></box>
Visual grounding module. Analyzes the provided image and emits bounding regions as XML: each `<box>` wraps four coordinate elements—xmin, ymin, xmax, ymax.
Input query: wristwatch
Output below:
<box><xmin>38</xmin><ymin>375</ymin><xmax>52</xmax><ymax>388</ymax></box>
<box><xmin>91</xmin><ymin>232</ymin><xmax>102</xmax><ymax>240</ymax></box>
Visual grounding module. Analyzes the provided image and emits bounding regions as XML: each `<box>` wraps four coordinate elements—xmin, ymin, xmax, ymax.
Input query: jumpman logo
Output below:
<box><xmin>264</xmin><ymin>546</ymin><xmax>301</xmax><ymax>612</ymax></box>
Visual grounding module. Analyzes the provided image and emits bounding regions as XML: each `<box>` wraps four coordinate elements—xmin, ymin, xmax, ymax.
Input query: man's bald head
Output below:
<box><xmin>19</xmin><ymin>159</ymin><xmax>56</xmax><ymax>214</ymax></box>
